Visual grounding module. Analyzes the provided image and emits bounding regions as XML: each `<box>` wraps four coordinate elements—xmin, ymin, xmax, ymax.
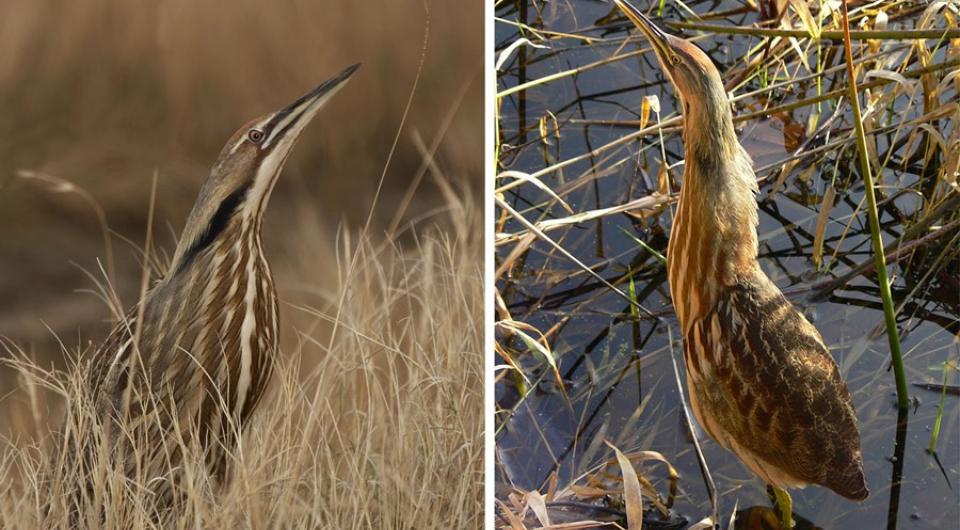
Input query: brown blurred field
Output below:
<box><xmin>0</xmin><ymin>0</ymin><xmax>482</xmax><ymax>527</ymax></box>
<box><xmin>0</xmin><ymin>0</ymin><xmax>482</xmax><ymax>347</ymax></box>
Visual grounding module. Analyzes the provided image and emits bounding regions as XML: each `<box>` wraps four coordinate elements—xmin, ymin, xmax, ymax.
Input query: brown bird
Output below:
<box><xmin>613</xmin><ymin>2</ymin><xmax>867</xmax><ymax>527</ymax></box>
<box><xmin>86</xmin><ymin>64</ymin><xmax>358</xmax><ymax>488</ymax></box>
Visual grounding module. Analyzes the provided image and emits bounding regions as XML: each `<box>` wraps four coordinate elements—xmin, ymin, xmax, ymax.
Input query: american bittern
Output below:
<box><xmin>614</xmin><ymin>1</ymin><xmax>868</xmax><ymax>526</ymax></box>
<box><xmin>86</xmin><ymin>64</ymin><xmax>358</xmax><ymax>488</ymax></box>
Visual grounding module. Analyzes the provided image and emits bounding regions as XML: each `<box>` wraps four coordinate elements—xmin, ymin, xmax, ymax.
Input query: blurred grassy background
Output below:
<box><xmin>0</xmin><ymin>3</ymin><xmax>483</xmax><ymax>522</ymax></box>
<box><xmin>0</xmin><ymin>0</ymin><xmax>482</xmax><ymax>351</ymax></box>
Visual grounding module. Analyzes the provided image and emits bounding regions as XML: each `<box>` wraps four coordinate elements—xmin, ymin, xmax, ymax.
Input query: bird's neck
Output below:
<box><xmin>680</xmin><ymin>87</ymin><xmax>738</xmax><ymax>162</ymax></box>
<box><xmin>667</xmin><ymin>111</ymin><xmax>759</xmax><ymax>332</ymax></box>
<box><xmin>169</xmin><ymin>210</ymin><xmax>267</xmax><ymax>281</ymax></box>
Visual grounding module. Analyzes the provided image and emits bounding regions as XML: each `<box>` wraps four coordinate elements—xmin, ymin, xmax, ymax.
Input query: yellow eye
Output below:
<box><xmin>670</xmin><ymin>54</ymin><xmax>682</xmax><ymax>66</ymax></box>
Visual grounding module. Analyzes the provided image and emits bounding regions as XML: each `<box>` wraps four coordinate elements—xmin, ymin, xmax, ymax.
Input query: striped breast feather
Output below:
<box><xmin>710</xmin><ymin>270</ymin><xmax>868</xmax><ymax>500</ymax></box>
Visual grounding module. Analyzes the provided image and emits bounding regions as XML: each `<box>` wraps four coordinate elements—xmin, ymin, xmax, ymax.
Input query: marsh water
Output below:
<box><xmin>494</xmin><ymin>1</ymin><xmax>959</xmax><ymax>528</ymax></box>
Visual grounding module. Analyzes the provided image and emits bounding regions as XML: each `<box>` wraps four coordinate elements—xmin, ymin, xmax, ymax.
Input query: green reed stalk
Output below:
<box><xmin>840</xmin><ymin>3</ymin><xmax>908</xmax><ymax>411</ymax></box>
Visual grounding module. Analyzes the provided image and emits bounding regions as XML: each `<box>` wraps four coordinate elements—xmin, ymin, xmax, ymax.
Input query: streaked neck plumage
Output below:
<box><xmin>667</xmin><ymin>81</ymin><xmax>759</xmax><ymax>334</ymax></box>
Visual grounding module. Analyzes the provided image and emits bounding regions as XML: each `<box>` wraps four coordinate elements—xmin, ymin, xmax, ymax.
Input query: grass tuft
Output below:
<box><xmin>0</xmin><ymin>190</ymin><xmax>482</xmax><ymax>529</ymax></box>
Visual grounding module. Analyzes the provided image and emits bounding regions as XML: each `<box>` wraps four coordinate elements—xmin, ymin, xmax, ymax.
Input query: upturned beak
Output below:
<box><xmin>261</xmin><ymin>63</ymin><xmax>360</xmax><ymax>151</ymax></box>
<box><xmin>614</xmin><ymin>0</ymin><xmax>674</xmax><ymax>64</ymax></box>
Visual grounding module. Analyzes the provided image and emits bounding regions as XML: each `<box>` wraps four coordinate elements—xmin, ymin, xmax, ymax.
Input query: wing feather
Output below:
<box><xmin>692</xmin><ymin>272</ymin><xmax>868</xmax><ymax>499</ymax></box>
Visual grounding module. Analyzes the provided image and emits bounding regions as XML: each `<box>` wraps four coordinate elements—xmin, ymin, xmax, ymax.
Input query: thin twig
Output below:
<box><xmin>495</xmin><ymin>196</ymin><xmax>656</xmax><ymax>318</ymax></box>
<box><xmin>669</xmin><ymin>327</ymin><xmax>717</xmax><ymax>526</ymax></box>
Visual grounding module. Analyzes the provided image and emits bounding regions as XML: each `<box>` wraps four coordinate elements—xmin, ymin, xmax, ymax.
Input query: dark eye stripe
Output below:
<box><xmin>268</xmin><ymin>114</ymin><xmax>301</xmax><ymax>148</ymax></box>
<box><xmin>261</xmin><ymin>107</ymin><xmax>294</xmax><ymax>145</ymax></box>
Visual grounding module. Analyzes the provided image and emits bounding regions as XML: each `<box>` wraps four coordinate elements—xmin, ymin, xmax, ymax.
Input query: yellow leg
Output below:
<box><xmin>772</xmin><ymin>486</ymin><xmax>793</xmax><ymax>529</ymax></box>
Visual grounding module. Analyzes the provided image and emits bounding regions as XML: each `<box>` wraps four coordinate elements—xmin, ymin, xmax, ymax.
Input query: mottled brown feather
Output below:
<box><xmin>690</xmin><ymin>270</ymin><xmax>868</xmax><ymax>500</ymax></box>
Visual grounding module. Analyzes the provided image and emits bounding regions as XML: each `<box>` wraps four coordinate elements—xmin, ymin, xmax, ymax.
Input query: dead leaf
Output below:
<box><xmin>606</xmin><ymin>441</ymin><xmax>643</xmax><ymax>530</ymax></box>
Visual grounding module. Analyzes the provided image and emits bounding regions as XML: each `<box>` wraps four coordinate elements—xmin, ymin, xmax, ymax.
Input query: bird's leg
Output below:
<box><xmin>771</xmin><ymin>486</ymin><xmax>794</xmax><ymax>529</ymax></box>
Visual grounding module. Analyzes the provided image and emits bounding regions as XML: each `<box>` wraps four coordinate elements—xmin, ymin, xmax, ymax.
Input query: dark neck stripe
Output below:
<box><xmin>178</xmin><ymin>180</ymin><xmax>252</xmax><ymax>272</ymax></box>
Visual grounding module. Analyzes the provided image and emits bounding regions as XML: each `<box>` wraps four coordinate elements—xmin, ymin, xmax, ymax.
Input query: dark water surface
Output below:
<box><xmin>495</xmin><ymin>1</ymin><xmax>959</xmax><ymax>528</ymax></box>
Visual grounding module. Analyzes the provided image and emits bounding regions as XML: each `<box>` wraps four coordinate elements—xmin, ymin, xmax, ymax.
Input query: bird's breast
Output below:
<box><xmin>668</xmin><ymin>193</ymin><xmax>725</xmax><ymax>334</ymax></box>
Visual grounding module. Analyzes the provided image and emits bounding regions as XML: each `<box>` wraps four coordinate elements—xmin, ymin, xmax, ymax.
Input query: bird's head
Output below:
<box><xmin>615</xmin><ymin>1</ymin><xmax>757</xmax><ymax>245</ymax></box>
<box><xmin>614</xmin><ymin>1</ymin><xmax>730</xmax><ymax>133</ymax></box>
<box><xmin>172</xmin><ymin>63</ymin><xmax>359</xmax><ymax>270</ymax></box>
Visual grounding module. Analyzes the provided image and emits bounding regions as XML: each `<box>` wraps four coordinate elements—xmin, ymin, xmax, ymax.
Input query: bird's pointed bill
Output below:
<box><xmin>614</xmin><ymin>0</ymin><xmax>673</xmax><ymax>62</ymax></box>
<box><xmin>262</xmin><ymin>63</ymin><xmax>361</xmax><ymax>151</ymax></box>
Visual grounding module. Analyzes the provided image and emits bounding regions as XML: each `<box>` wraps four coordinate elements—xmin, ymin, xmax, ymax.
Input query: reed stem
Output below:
<box><xmin>840</xmin><ymin>3</ymin><xmax>908</xmax><ymax>411</ymax></box>
<box><xmin>671</xmin><ymin>22</ymin><xmax>960</xmax><ymax>41</ymax></box>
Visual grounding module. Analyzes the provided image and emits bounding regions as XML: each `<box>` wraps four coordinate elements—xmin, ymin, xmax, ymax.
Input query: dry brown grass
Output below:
<box><xmin>0</xmin><ymin>1</ymin><xmax>482</xmax><ymax>527</ymax></box>
<box><xmin>0</xmin><ymin>184</ymin><xmax>482</xmax><ymax>528</ymax></box>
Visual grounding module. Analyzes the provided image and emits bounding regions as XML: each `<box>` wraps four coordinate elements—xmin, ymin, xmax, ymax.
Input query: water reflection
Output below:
<box><xmin>886</xmin><ymin>407</ymin><xmax>909</xmax><ymax>530</ymax></box>
<box><xmin>495</xmin><ymin>0</ymin><xmax>959</xmax><ymax>528</ymax></box>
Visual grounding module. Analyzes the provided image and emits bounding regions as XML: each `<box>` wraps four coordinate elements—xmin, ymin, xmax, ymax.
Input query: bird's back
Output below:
<box><xmin>684</xmin><ymin>268</ymin><xmax>868</xmax><ymax>500</ymax></box>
